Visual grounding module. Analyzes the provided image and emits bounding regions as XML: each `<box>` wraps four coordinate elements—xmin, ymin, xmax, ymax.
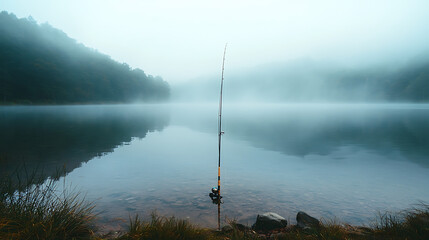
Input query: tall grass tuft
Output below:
<box><xmin>0</xmin><ymin>172</ymin><xmax>96</xmax><ymax>240</ymax></box>
<box><xmin>373</xmin><ymin>203</ymin><xmax>429</xmax><ymax>240</ymax></box>
<box><xmin>118</xmin><ymin>212</ymin><xmax>214</xmax><ymax>240</ymax></box>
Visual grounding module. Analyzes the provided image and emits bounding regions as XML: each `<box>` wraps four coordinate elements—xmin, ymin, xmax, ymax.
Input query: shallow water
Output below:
<box><xmin>1</xmin><ymin>103</ymin><xmax>429</xmax><ymax>228</ymax></box>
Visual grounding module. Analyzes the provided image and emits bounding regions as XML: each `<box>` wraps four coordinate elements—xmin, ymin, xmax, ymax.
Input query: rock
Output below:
<box><xmin>252</xmin><ymin>212</ymin><xmax>287</xmax><ymax>231</ymax></box>
<box><xmin>296</xmin><ymin>211</ymin><xmax>320</xmax><ymax>229</ymax></box>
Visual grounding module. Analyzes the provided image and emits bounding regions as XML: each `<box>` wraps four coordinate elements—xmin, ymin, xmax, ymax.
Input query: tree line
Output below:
<box><xmin>0</xmin><ymin>11</ymin><xmax>170</xmax><ymax>104</ymax></box>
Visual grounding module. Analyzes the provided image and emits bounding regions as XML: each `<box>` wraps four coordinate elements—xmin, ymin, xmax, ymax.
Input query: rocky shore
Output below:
<box><xmin>220</xmin><ymin>211</ymin><xmax>373</xmax><ymax>239</ymax></box>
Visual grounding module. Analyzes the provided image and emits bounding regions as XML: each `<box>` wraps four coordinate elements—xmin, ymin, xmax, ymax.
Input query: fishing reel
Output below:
<box><xmin>209</xmin><ymin>187</ymin><xmax>223</xmax><ymax>204</ymax></box>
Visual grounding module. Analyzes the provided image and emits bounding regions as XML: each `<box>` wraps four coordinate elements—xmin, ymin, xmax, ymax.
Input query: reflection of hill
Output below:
<box><xmin>0</xmin><ymin>105</ymin><xmax>169</xmax><ymax>181</ymax></box>
<box><xmin>225</xmin><ymin>105</ymin><xmax>429</xmax><ymax>167</ymax></box>
<box><xmin>173</xmin><ymin>104</ymin><xmax>429</xmax><ymax>167</ymax></box>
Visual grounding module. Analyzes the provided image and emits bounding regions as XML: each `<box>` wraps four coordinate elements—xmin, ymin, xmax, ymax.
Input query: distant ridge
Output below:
<box><xmin>173</xmin><ymin>54</ymin><xmax>429</xmax><ymax>102</ymax></box>
<box><xmin>0</xmin><ymin>11</ymin><xmax>170</xmax><ymax>104</ymax></box>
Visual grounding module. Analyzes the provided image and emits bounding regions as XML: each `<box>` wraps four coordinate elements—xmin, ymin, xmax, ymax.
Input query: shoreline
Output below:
<box><xmin>93</xmin><ymin>206</ymin><xmax>429</xmax><ymax>239</ymax></box>
<box><xmin>1</xmin><ymin>175</ymin><xmax>428</xmax><ymax>239</ymax></box>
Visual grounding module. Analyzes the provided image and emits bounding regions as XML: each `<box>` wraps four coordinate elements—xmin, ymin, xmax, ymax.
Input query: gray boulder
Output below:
<box><xmin>296</xmin><ymin>211</ymin><xmax>320</xmax><ymax>229</ymax></box>
<box><xmin>252</xmin><ymin>212</ymin><xmax>287</xmax><ymax>231</ymax></box>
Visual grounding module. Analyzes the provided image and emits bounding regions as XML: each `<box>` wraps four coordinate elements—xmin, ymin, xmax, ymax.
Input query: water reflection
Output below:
<box><xmin>1</xmin><ymin>104</ymin><xmax>429</xmax><ymax>228</ymax></box>
<box><xmin>0</xmin><ymin>105</ymin><xmax>169</xmax><ymax>181</ymax></box>
<box><xmin>173</xmin><ymin>104</ymin><xmax>429</xmax><ymax>167</ymax></box>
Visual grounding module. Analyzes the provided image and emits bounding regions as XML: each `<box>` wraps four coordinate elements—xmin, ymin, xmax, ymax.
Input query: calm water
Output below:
<box><xmin>1</xmin><ymin>103</ymin><xmax>429</xmax><ymax>229</ymax></box>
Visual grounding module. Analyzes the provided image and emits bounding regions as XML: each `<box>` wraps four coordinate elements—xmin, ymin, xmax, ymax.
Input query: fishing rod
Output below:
<box><xmin>209</xmin><ymin>44</ymin><xmax>227</xmax><ymax>231</ymax></box>
<box><xmin>217</xmin><ymin>43</ymin><xmax>227</xmax><ymax>197</ymax></box>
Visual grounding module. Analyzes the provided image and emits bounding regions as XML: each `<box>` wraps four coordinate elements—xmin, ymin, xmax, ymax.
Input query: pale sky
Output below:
<box><xmin>1</xmin><ymin>0</ymin><xmax>429</xmax><ymax>83</ymax></box>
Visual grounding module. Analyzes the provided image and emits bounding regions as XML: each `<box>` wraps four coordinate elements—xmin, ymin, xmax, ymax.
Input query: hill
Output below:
<box><xmin>0</xmin><ymin>11</ymin><xmax>170</xmax><ymax>104</ymax></box>
<box><xmin>173</xmin><ymin>55</ymin><xmax>429</xmax><ymax>102</ymax></box>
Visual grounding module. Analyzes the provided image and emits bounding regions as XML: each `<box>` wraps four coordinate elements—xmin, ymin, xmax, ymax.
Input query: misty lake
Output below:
<box><xmin>1</xmin><ymin>103</ymin><xmax>429</xmax><ymax>229</ymax></box>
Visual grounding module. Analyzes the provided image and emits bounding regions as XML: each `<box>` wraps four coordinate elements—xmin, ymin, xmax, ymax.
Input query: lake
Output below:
<box><xmin>1</xmin><ymin>103</ymin><xmax>429</xmax><ymax>230</ymax></box>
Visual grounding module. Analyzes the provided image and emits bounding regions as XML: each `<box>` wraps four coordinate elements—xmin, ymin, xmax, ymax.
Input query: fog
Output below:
<box><xmin>2</xmin><ymin>0</ymin><xmax>428</xmax><ymax>85</ymax></box>
<box><xmin>175</xmin><ymin>52</ymin><xmax>429</xmax><ymax>102</ymax></box>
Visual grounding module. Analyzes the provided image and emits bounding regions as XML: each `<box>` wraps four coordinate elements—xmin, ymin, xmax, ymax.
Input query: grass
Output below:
<box><xmin>0</xmin><ymin>172</ymin><xmax>96</xmax><ymax>240</ymax></box>
<box><xmin>116</xmin><ymin>212</ymin><xmax>215</xmax><ymax>240</ymax></box>
<box><xmin>1</xmin><ymin>172</ymin><xmax>428</xmax><ymax>239</ymax></box>
<box><xmin>371</xmin><ymin>203</ymin><xmax>429</xmax><ymax>240</ymax></box>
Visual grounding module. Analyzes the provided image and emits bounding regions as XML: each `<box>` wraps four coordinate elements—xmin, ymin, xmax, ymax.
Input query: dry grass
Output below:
<box><xmin>116</xmin><ymin>212</ymin><xmax>215</xmax><ymax>240</ymax></box>
<box><xmin>371</xmin><ymin>203</ymin><xmax>429</xmax><ymax>240</ymax></box>
<box><xmin>0</xmin><ymin>173</ymin><xmax>96</xmax><ymax>240</ymax></box>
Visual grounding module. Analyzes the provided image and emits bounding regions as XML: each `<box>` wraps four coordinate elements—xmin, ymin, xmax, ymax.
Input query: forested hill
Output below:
<box><xmin>173</xmin><ymin>54</ymin><xmax>429</xmax><ymax>102</ymax></box>
<box><xmin>0</xmin><ymin>11</ymin><xmax>170</xmax><ymax>104</ymax></box>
